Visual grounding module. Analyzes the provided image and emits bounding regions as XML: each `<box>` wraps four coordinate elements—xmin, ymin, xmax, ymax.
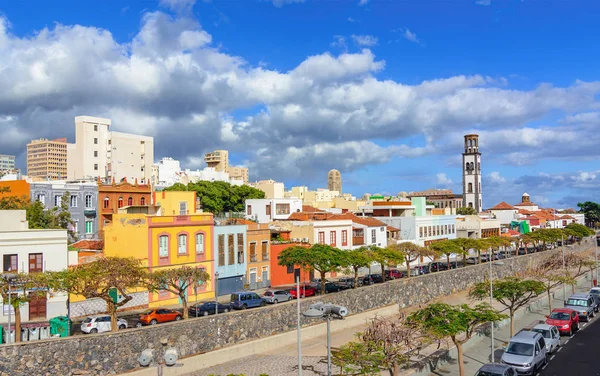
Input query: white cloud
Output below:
<box><xmin>351</xmin><ymin>34</ymin><xmax>378</xmax><ymax>47</ymax></box>
<box><xmin>330</xmin><ymin>35</ymin><xmax>346</xmax><ymax>49</ymax></box>
<box><xmin>159</xmin><ymin>0</ymin><xmax>196</xmax><ymax>12</ymax></box>
<box><xmin>347</xmin><ymin>17</ymin><xmax>357</xmax><ymax>23</ymax></box>
<box><xmin>488</xmin><ymin>172</ymin><xmax>506</xmax><ymax>184</ymax></box>
<box><xmin>358</xmin><ymin>0</ymin><xmax>369</xmax><ymax>6</ymax></box>
<box><xmin>272</xmin><ymin>0</ymin><xmax>305</xmax><ymax>7</ymax></box>
<box><xmin>436</xmin><ymin>173</ymin><xmax>453</xmax><ymax>186</ymax></box>
<box><xmin>475</xmin><ymin>0</ymin><xmax>492</xmax><ymax>5</ymax></box>
<box><xmin>403</xmin><ymin>28</ymin><xmax>420</xmax><ymax>44</ymax></box>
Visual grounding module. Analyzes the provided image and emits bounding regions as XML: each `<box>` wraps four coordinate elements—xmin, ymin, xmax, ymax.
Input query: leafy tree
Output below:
<box><xmin>429</xmin><ymin>240</ymin><xmax>461</xmax><ymax>266</ymax></box>
<box><xmin>450</xmin><ymin>238</ymin><xmax>480</xmax><ymax>266</ymax></box>
<box><xmin>456</xmin><ymin>207</ymin><xmax>477</xmax><ymax>215</ymax></box>
<box><xmin>146</xmin><ymin>266</ymin><xmax>210</xmax><ymax>319</ymax></box>
<box><xmin>470</xmin><ymin>239</ymin><xmax>488</xmax><ymax>264</ymax></box>
<box><xmin>408</xmin><ymin>303</ymin><xmax>506</xmax><ymax>376</ymax></box>
<box><xmin>565</xmin><ymin>223</ymin><xmax>595</xmax><ymax>242</ymax></box>
<box><xmin>392</xmin><ymin>242</ymin><xmax>437</xmax><ymax>278</ymax></box>
<box><xmin>369</xmin><ymin>246</ymin><xmax>404</xmax><ymax>281</ymax></box>
<box><xmin>469</xmin><ymin>277</ymin><xmax>545</xmax><ymax>336</ymax></box>
<box><xmin>50</xmin><ymin>257</ymin><xmax>147</xmax><ymax>331</ymax></box>
<box><xmin>333</xmin><ymin>315</ymin><xmax>432</xmax><ymax>376</ymax></box>
<box><xmin>278</xmin><ymin>244</ymin><xmax>347</xmax><ymax>294</ymax></box>
<box><xmin>577</xmin><ymin>201</ymin><xmax>600</xmax><ymax>228</ymax></box>
<box><xmin>524</xmin><ymin>261</ymin><xmax>575</xmax><ymax>314</ymax></box>
<box><xmin>344</xmin><ymin>248</ymin><xmax>374</xmax><ymax>288</ymax></box>
<box><xmin>0</xmin><ymin>273</ymin><xmax>48</xmax><ymax>342</ymax></box>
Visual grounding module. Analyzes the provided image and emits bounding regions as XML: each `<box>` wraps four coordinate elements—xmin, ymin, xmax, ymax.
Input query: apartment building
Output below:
<box><xmin>204</xmin><ymin>149</ymin><xmax>248</xmax><ymax>184</ymax></box>
<box><xmin>0</xmin><ymin>154</ymin><xmax>15</xmax><ymax>172</ymax></box>
<box><xmin>251</xmin><ymin>180</ymin><xmax>285</xmax><ymax>199</ymax></box>
<box><xmin>97</xmin><ymin>178</ymin><xmax>152</xmax><ymax>233</ymax></box>
<box><xmin>26</xmin><ymin>139</ymin><xmax>68</xmax><ymax>180</ymax></box>
<box><xmin>245</xmin><ymin>198</ymin><xmax>303</xmax><ymax>224</ymax></box>
<box><xmin>67</xmin><ymin>116</ymin><xmax>154</xmax><ymax>183</ymax></box>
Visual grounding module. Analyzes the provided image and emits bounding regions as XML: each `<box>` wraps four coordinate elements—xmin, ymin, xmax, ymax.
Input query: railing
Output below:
<box><xmin>262</xmin><ymin>254</ymin><xmax>269</xmax><ymax>261</ymax></box>
<box><xmin>250</xmin><ymin>255</ymin><xmax>257</xmax><ymax>262</ymax></box>
<box><xmin>353</xmin><ymin>236</ymin><xmax>365</xmax><ymax>245</ymax></box>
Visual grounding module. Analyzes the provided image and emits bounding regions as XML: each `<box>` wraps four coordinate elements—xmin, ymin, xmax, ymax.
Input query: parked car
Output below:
<box><xmin>589</xmin><ymin>287</ymin><xmax>600</xmax><ymax>311</ymax></box>
<box><xmin>545</xmin><ymin>308</ymin><xmax>580</xmax><ymax>335</ymax></box>
<box><xmin>531</xmin><ymin>324</ymin><xmax>561</xmax><ymax>354</ymax></box>
<box><xmin>188</xmin><ymin>301</ymin><xmax>230</xmax><ymax>316</ymax></box>
<box><xmin>310</xmin><ymin>278</ymin><xmax>328</xmax><ymax>288</ymax></box>
<box><xmin>384</xmin><ymin>269</ymin><xmax>402</xmax><ymax>279</ymax></box>
<box><xmin>289</xmin><ymin>285</ymin><xmax>318</xmax><ymax>299</ymax></box>
<box><xmin>564</xmin><ymin>293</ymin><xmax>595</xmax><ymax>321</ymax></box>
<box><xmin>263</xmin><ymin>290</ymin><xmax>293</xmax><ymax>304</ymax></box>
<box><xmin>81</xmin><ymin>315</ymin><xmax>127</xmax><ymax>334</ymax></box>
<box><xmin>363</xmin><ymin>274</ymin><xmax>384</xmax><ymax>284</ymax></box>
<box><xmin>475</xmin><ymin>363</ymin><xmax>518</xmax><ymax>376</ymax></box>
<box><xmin>466</xmin><ymin>257</ymin><xmax>478</xmax><ymax>264</ymax></box>
<box><xmin>500</xmin><ymin>331</ymin><xmax>548</xmax><ymax>375</ymax></box>
<box><xmin>413</xmin><ymin>265</ymin><xmax>430</xmax><ymax>275</ymax></box>
<box><xmin>518</xmin><ymin>247</ymin><xmax>527</xmax><ymax>255</ymax></box>
<box><xmin>428</xmin><ymin>261</ymin><xmax>447</xmax><ymax>272</ymax></box>
<box><xmin>137</xmin><ymin>308</ymin><xmax>182</xmax><ymax>327</ymax></box>
<box><xmin>443</xmin><ymin>261</ymin><xmax>459</xmax><ymax>269</ymax></box>
<box><xmin>322</xmin><ymin>282</ymin><xmax>341</xmax><ymax>294</ymax></box>
<box><xmin>337</xmin><ymin>277</ymin><xmax>362</xmax><ymax>288</ymax></box>
<box><xmin>230</xmin><ymin>291</ymin><xmax>266</xmax><ymax>309</ymax></box>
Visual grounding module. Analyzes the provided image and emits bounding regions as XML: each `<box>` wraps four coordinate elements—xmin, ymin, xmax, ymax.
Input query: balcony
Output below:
<box><xmin>261</xmin><ymin>254</ymin><xmax>269</xmax><ymax>261</ymax></box>
<box><xmin>84</xmin><ymin>208</ymin><xmax>97</xmax><ymax>217</ymax></box>
<box><xmin>352</xmin><ymin>236</ymin><xmax>365</xmax><ymax>246</ymax></box>
<box><xmin>250</xmin><ymin>255</ymin><xmax>257</xmax><ymax>262</ymax></box>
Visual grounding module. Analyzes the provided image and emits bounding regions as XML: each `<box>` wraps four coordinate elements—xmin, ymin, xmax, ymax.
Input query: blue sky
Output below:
<box><xmin>0</xmin><ymin>0</ymin><xmax>599</xmax><ymax>209</ymax></box>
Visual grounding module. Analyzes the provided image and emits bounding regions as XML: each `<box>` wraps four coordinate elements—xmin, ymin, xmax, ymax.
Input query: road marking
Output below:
<box><xmin>542</xmin><ymin>364</ymin><xmax>548</xmax><ymax>370</ymax></box>
<box><xmin>557</xmin><ymin>347</ymin><xmax>563</xmax><ymax>352</ymax></box>
<box><xmin>550</xmin><ymin>355</ymin><xmax>555</xmax><ymax>360</ymax></box>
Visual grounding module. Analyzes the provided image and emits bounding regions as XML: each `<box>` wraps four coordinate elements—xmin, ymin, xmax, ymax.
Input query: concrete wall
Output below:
<box><xmin>0</xmin><ymin>245</ymin><xmax>589</xmax><ymax>376</ymax></box>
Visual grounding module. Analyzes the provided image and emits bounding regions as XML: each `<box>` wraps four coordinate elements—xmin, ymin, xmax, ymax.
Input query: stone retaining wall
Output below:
<box><xmin>0</xmin><ymin>243</ymin><xmax>592</xmax><ymax>376</ymax></box>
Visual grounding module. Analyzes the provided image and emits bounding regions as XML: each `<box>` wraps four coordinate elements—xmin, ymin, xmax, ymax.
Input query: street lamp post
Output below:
<box><xmin>3</xmin><ymin>274</ymin><xmax>16</xmax><ymax>344</ymax></box>
<box><xmin>296</xmin><ymin>276</ymin><xmax>302</xmax><ymax>376</ymax></box>
<box><xmin>488</xmin><ymin>255</ymin><xmax>504</xmax><ymax>363</ymax></box>
<box><xmin>214</xmin><ymin>272</ymin><xmax>220</xmax><ymax>316</ymax></box>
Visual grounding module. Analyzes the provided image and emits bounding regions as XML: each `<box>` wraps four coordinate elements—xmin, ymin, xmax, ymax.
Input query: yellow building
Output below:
<box><xmin>104</xmin><ymin>191</ymin><xmax>215</xmax><ymax>308</ymax></box>
<box><xmin>153</xmin><ymin>190</ymin><xmax>198</xmax><ymax>215</ymax></box>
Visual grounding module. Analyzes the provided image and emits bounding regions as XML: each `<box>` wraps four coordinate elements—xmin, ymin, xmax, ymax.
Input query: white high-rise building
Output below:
<box><xmin>462</xmin><ymin>134</ymin><xmax>483</xmax><ymax>212</ymax></box>
<box><xmin>67</xmin><ymin>116</ymin><xmax>154</xmax><ymax>183</ymax></box>
<box><xmin>156</xmin><ymin>157</ymin><xmax>181</xmax><ymax>186</ymax></box>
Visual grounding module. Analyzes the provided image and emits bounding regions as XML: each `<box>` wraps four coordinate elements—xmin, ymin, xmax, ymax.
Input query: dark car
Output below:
<box><xmin>322</xmin><ymin>282</ymin><xmax>341</xmax><ymax>294</ymax></box>
<box><xmin>363</xmin><ymin>274</ymin><xmax>384</xmax><ymax>284</ymax></box>
<box><xmin>384</xmin><ymin>269</ymin><xmax>402</xmax><ymax>279</ymax></box>
<box><xmin>428</xmin><ymin>262</ymin><xmax>447</xmax><ymax>272</ymax></box>
<box><xmin>188</xmin><ymin>301</ymin><xmax>230</xmax><ymax>317</ymax></box>
<box><xmin>413</xmin><ymin>265</ymin><xmax>430</xmax><ymax>275</ymax></box>
<box><xmin>442</xmin><ymin>261</ymin><xmax>459</xmax><ymax>269</ymax></box>
<box><xmin>337</xmin><ymin>277</ymin><xmax>362</xmax><ymax>289</ymax></box>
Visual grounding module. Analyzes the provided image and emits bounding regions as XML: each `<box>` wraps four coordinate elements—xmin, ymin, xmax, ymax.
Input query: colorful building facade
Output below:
<box><xmin>213</xmin><ymin>224</ymin><xmax>247</xmax><ymax>296</ymax></box>
<box><xmin>98</xmin><ymin>177</ymin><xmax>152</xmax><ymax>234</ymax></box>
<box><xmin>270</xmin><ymin>235</ymin><xmax>311</xmax><ymax>287</ymax></box>
<box><xmin>230</xmin><ymin>219</ymin><xmax>271</xmax><ymax>289</ymax></box>
<box><xmin>152</xmin><ymin>190</ymin><xmax>198</xmax><ymax>215</ymax></box>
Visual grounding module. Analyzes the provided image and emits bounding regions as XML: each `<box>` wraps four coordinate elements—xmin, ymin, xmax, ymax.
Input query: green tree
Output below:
<box><xmin>524</xmin><ymin>262</ymin><xmax>575</xmax><ymax>314</ymax></box>
<box><xmin>50</xmin><ymin>257</ymin><xmax>147</xmax><ymax>331</ymax></box>
<box><xmin>450</xmin><ymin>238</ymin><xmax>480</xmax><ymax>266</ymax></box>
<box><xmin>278</xmin><ymin>244</ymin><xmax>347</xmax><ymax>294</ymax></box>
<box><xmin>429</xmin><ymin>240</ymin><xmax>461</xmax><ymax>266</ymax></box>
<box><xmin>456</xmin><ymin>207</ymin><xmax>477</xmax><ymax>215</ymax></box>
<box><xmin>469</xmin><ymin>277</ymin><xmax>545</xmax><ymax>336</ymax></box>
<box><xmin>394</xmin><ymin>242</ymin><xmax>437</xmax><ymax>278</ymax></box>
<box><xmin>577</xmin><ymin>201</ymin><xmax>600</xmax><ymax>228</ymax></box>
<box><xmin>146</xmin><ymin>266</ymin><xmax>210</xmax><ymax>319</ymax></box>
<box><xmin>369</xmin><ymin>246</ymin><xmax>404</xmax><ymax>281</ymax></box>
<box><xmin>344</xmin><ymin>248</ymin><xmax>374</xmax><ymax>288</ymax></box>
<box><xmin>408</xmin><ymin>303</ymin><xmax>506</xmax><ymax>376</ymax></box>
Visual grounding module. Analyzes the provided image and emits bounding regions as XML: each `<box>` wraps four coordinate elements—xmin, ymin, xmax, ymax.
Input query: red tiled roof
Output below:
<box><xmin>501</xmin><ymin>229</ymin><xmax>521</xmax><ymax>237</ymax></box>
<box><xmin>302</xmin><ymin>205</ymin><xmax>324</xmax><ymax>212</ymax></box>
<box><xmin>71</xmin><ymin>239</ymin><xmax>104</xmax><ymax>251</ymax></box>
<box><xmin>514</xmin><ymin>201</ymin><xmax>537</xmax><ymax>207</ymax></box>
<box><xmin>560</xmin><ymin>215</ymin><xmax>575</xmax><ymax>220</ymax></box>
<box><xmin>287</xmin><ymin>212</ymin><xmax>387</xmax><ymax>227</ymax></box>
<box><xmin>490</xmin><ymin>201</ymin><xmax>514</xmax><ymax>210</ymax></box>
<box><xmin>387</xmin><ymin>226</ymin><xmax>400</xmax><ymax>232</ymax></box>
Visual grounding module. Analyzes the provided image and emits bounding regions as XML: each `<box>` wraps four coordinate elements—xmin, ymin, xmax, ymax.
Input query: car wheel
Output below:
<box><xmin>223</xmin><ymin>308</ymin><xmax>229</xmax><ymax>313</ymax></box>
<box><xmin>90</xmin><ymin>328</ymin><xmax>98</xmax><ymax>334</ymax></box>
<box><xmin>241</xmin><ymin>304</ymin><xmax>247</xmax><ymax>310</ymax></box>
<box><xmin>274</xmin><ymin>299</ymin><xmax>278</xmax><ymax>304</ymax></box>
<box><xmin>175</xmin><ymin>315</ymin><xmax>182</xmax><ymax>321</ymax></box>
<box><xmin>135</xmin><ymin>322</ymin><xmax>142</xmax><ymax>328</ymax></box>
<box><xmin>568</xmin><ymin>327</ymin><xmax>573</xmax><ymax>336</ymax></box>
<box><xmin>288</xmin><ymin>296</ymin><xmax>292</xmax><ymax>301</ymax></box>
<box><xmin>150</xmin><ymin>319</ymin><xmax>158</xmax><ymax>325</ymax></box>
<box><xmin>260</xmin><ymin>301</ymin><xmax>266</xmax><ymax>307</ymax></box>
<box><xmin>118</xmin><ymin>324</ymin><xmax>126</xmax><ymax>330</ymax></box>
<box><xmin>203</xmin><ymin>311</ymin><xmax>209</xmax><ymax>316</ymax></box>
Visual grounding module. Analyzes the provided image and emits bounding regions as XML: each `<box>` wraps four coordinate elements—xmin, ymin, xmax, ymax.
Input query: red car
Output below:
<box><xmin>546</xmin><ymin>308</ymin><xmax>580</xmax><ymax>335</ymax></box>
<box><xmin>385</xmin><ymin>269</ymin><xmax>402</xmax><ymax>279</ymax></box>
<box><xmin>289</xmin><ymin>285</ymin><xmax>318</xmax><ymax>299</ymax></box>
<box><xmin>136</xmin><ymin>308</ymin><xmax>182</xmax><ymax>327</ymax></box>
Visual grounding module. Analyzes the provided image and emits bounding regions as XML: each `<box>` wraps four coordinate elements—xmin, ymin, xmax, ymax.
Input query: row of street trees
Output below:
<box><xmin>1</xmin><ymin>257</ymin><xmax>210</xmax><ymax>339</ymax></box>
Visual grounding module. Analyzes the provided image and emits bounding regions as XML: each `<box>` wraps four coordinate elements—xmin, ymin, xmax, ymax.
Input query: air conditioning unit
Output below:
<box><xmin>302</xmin><ymin>238</ymin><xmax>309</xmax><ymax>243</ymax></box>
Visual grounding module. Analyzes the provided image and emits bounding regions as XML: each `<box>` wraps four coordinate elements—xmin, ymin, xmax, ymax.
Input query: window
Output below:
<box><xmin>228</xmin><ymin>234</ymin><xmax>235</xmax><ymax>265</ymax></box>
<box><xmin>37</xmin><ymin>194</ymin><xmax>45</xmax><ymax>205</ymax></box>
<box><xmin>419</xmin><ymin>227</ymin><xmax>423</xmax><ymax>238</ymax></box>
<box><xmin>29</xmin><ymin>254</ymin><xmax>43</xmax><ymax>273</ymax></box>
<box><xmin>380</xmin><ymin>227</ymin><xmax>384</xmax><ymax>232</ymax></box>
<box><xmin>3</xmin><ymin>254</ymin><xmax>17</xmax><ymax>272</ymax></box>
<box><xmin>318</xmin><ymin>231</ymin><xmax>325</xmax><ymax>244</ymax></box>
<box><xmin>468</xmin><ymin>183</ymin><xmax>473</xmax><ymax>193</ymax></box>
<box><xmin>247</xmin><ymin>205</ymin><xmax>252</xmax><ymax>215</ymax></box>
<box><xmin>218</xmin><ymin>235</ymin><xmax>225</xmax><ymax>266</ymax></box>
<box><xmin>275</xmin><ymin>203</ymin><xmax>290</xmax><ymax>215</ymax></box>
<box><xmin>261</xmin><ymin>241</ymin><xmax>268</xmax><ymax>260</ymax></box>
<box><xmin>179</xmin><ymin>201</ymin><xmax>187</xmax><ymax>215</ymax></box>
<box><xmin>103</xmin><ymin>197</ymin><xmax>110</xmax><ymax>209</ymax></box>
<box><xmin>93</xmin><ymin>138</ymin><xmax>98</xmax><ymax>144</ymax></box>
<box><xmin>54</xmin><ymin>195</ymin><xmax>62</xmax><ymax>207</ymax></box>
<box><xmin>195</xmin><ymin>233</ymin><xmax>204</xmax><ymax>254</ymax></box>
<box><xmin>238</xmin><ymin>234</ymin><xmax>245</xmax><ymax>264</ymax></box>
<box><xmin>266</xmin><ymin>204</ymin><xmax>271</xmax><ymax>216</ymax></box>
<box><xmin>178</xmin><ymin>234</ymin><xmax>187</xmax><ymax>255</ymax></box>
<box><xmin>85</xmin><ymin>221</ymin><xmax>93</xmax><ymax>234</ymax></box>
<box><xmin>330</xmin><ymin>231</ymin><xmax>336</xmax><ymax>246</ymax></box>
<box><xmin>140</xmin><ymin>197</ymin><xmax>146</xmax><ymax>205</ymax></box>
<box><xmin>94</xmin><ymin>124</ymin><xmax>98</xmax><ymax>131</ymax></box>
<box><xmin>70</xmin><ymin>195</ymin><xmax>77</xmax><ymax>208</ymax></box>
<box><xmin>93</xmin><ymin>151</ymin><xmax>98</xmax><ymax>157</ymax></box>
<box><xmin>118</xmin><ymin>197</ymin><xmax>123</xmax><ymax>208</ymax></box>
<box><xmin>159</xmin><ymin>235</ymin><xmax>169</xmax><ymax>258</ymax></box>
<box><xmin>371</xmin><ymin>229</ymin><xmax>376</xmax><ymax>244</ymax></box>
<box><xmin>250</xmin><ymin>242</ymin><xmax>257</xmax><ymax>262</ymax></box>
<box><xmin>287</xmin><ymin>264</ymin><xmax>294</xmax><ymax>274</ymax></box>
<box><xmin>85</xmin><ymin>195</ymin><xmax>93</xmax><ymax>208</ymax></box>
<box><xmin>72</xmin><ymin>220</ymin><xmax>79</xmax><ymax>233</ymax></box>
<box><xmin>341</xmin><ymin>230</ymin><xmax>348</xmax><ymax>246</ymax></box>
<box><xmin>94</xmin><ymin>164</ymin><xmax>98</xmax><ymax>171</ymax></box>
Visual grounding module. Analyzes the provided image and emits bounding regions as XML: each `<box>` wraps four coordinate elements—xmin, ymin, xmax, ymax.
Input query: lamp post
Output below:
<box><xmin>194</xmin><ymin>284</ymin><xmax>198</xmax><ymax>318</ymax></box>
<box><xmin>214</xmin><ymin>271</ymin><xmax>220</xmax><ymax>316</ymax></box>
<box><xmin>302</xmin><ymin>303</ymin><xmax>349</xmax><ymax>376</ymax></box>
<box><xmin>296</xmin><ymin>276</ymin><xmax>302</xmax><ymax>376</ymax></box>
<box><xmin>488</xmin><ymin>255</ymin><xmax>504</xmax><ymax>363</ymax></box>
<box><xmin>3</xmin><ymin>274</ymin><xmax>16</xmax><ymax>344</ymax></box>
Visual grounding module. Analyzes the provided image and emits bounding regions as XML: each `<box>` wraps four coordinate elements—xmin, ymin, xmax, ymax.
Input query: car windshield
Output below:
<box><xmin>505</xmin><ymin>341</ymin><xmax>534</xmax><ymax>356</ymax></box>
<box><xmin>549</xmin><ymin>312</ymin><xmax>570</xmax><ymax>320</ymax></box>
<box><xmin>264</xmin><ymin>292</ymin><xmax>273</xmax><ymax>296</ymax></box>
<box><xmin>567</xmin><ymin>298</ymin><xmax>588</xmax><ymax>307</ymax></box>
<box><xmin>82</xmin><ymin>318</ymin><xmax>92</xmax><ymax>323</ymax></box>
<box><xmin>141</xmin><ymin>310</ymin><xmax>153</xmax><ymax>315</ymax></box>
<box><xmin>532</xmin><ymin>328</ymin><xmax>551</xmax><ymax>338</ymax></box>
<box><xmin>590</xmin><ymin>289</ymin><xmax>600</xmax><ymax>295</ymax></box>
<box><xmin>231</xmin><ymin>294</ymin><xmax>239</xmax><ymax>301</ymax></box>
<box><xmin>475</xmin><ymin>371</ymin><xmax>503</xmax><ymax>376</ymax></box>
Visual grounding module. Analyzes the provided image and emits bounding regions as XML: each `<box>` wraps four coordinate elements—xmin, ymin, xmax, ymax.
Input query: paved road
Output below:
<box><xmin>539</xmin><ymin>311</ymin><xmax>600</xmax><ymax>376</ymax></box>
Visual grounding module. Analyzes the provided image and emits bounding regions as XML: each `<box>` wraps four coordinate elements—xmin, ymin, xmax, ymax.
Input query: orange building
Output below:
<box><xmin>270</xmin><ymin>230</ymin><xmax>311</xmax><ymax>287</ymax></box>
<box><xmin>0</xmin><ymin>180</ymin><xmax>31</xmax><ymax>201</ymax></box>
<box><xmin>230</xmin><ymin>218</ymin><xmax>272</xmax><ymax>289</ymax></box>
<box><xmin>97</xmin><ymin>177</ymin><xmax>152</xmax><ymax>233</ymax></box>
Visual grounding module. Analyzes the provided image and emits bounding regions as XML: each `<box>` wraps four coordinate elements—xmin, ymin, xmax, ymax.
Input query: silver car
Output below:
<box><xmin>564</xmin><ymin>293</ymin><xmax>595</xmax><ymax>321</ymax></box>
<box><xmin>475</xmin><ymin>363</ymin><xmax>518</xmax><ymax>376</ymax></box>
<box><xmin>263</xmin><ymin>290</ymin><xmax>292</xmax><ymax>304</ymax></box>
<box><xmin>81</xmin><ymin>315</ymin><xmax>127</xmax><ymax>334</ymax></box>
<box><xmin>501</xmin><ymin>331</ymin><xmax>547</xmax><ymax>375</ymax></box>
<box><xmin>531</xmin><ymin>324</ymin><xmax>560</xmax><ymax>354</ymax></box>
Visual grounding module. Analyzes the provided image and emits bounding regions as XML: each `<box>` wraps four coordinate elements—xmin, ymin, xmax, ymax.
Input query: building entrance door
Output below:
<box><xmin>29</xmin><ymin>294</ymin><xmax>47</xmax><ymax>320</ymax></box>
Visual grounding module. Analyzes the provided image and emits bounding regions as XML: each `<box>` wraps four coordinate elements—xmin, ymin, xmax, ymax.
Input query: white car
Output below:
<box><xmin>81</xmin><ymin>315</ymin><xmax>128</xmax><ymax>334</ymax></box>
<box><xmin>531</xmin><ymin>323</ymin><xmax>560</xmax><ymax>354</ymax></box>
